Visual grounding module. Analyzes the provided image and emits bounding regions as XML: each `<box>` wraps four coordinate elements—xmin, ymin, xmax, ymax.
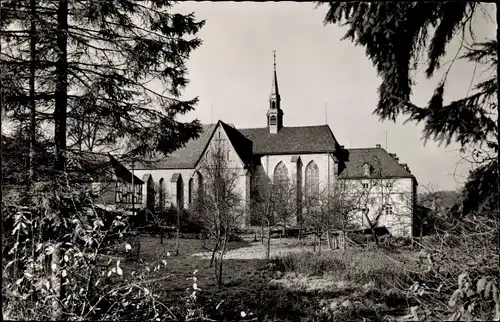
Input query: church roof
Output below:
<box><xmin>219</xmin><ymin>122</ymin><xmax>253</xmax><ymax>167</ymax></box>
<box><xmin>135</xmin><ymin>124</ymin><xmax>217</xmax><ymax>170</ymax></box>
<box><xmin>238</xmin><ymin>125</ymin><xmax>339</xmax><ymax>155</ymax></box>
<box><xmin>338</xmin><ymin>147</ymin><xmax>415</xmax><ymax>181</ymax></box>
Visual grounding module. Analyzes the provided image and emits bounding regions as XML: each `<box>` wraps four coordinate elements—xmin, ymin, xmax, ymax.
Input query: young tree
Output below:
<box><xmin>252</xmin><ymin>179</ymin><xmax>296</xmax><ymax>260</ymax></box>
<box><xmin>192</xmin><ymin>138</ymin><xmax>245</xmax><ymax>288</ymax></box>
<box><xmin>320</xmin><ymin>2</ymin><xmax>498</xmax><ymax>216</ymax></box>
<box><xmin>322</xmin><ymin>181</ymin><xmax>360</xmax><ymax>250</ymax></box>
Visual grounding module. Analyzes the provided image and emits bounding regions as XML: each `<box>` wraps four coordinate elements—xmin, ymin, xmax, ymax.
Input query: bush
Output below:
<box><xmin>406</xmin><ymin>212</ymin><xmax>500</xmax><ymax>321</ymax></box>
<box><xmin>2</xmin><ymin>182</ymin><xmax>179</xmax><ymax>321</ymax></box>
<box><xmin>271</xmin><ymin>249</ymin><xmax>413</xmax><ymax>289</ymax></box>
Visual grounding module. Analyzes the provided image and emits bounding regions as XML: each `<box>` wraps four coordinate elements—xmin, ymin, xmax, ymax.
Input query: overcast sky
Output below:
<box><xmin>172</xmin><ymin>2</ymin><xmax>496</xmax><ymax>192</ymax></box>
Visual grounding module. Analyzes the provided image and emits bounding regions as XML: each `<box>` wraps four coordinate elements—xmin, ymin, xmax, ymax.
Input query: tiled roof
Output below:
<box><xmin>134</xmin><ymin>123</ymin><xmax>342</xmax><ymax>170</ymax></box>
<box><xmin>339</xmin><ymin>147</ymin><xmax>414</xmax><ymax>180</ymax></box>
<box><xmin>220</xmin><ymin>122</ymin><xmax>253</xmax><ymax>167</ymax></box>
<box><xmin>238</xmin><ymin>125</ymin><xmax>339</xmax><ymax>155</ymax></box>
<box><xmin>135</xmin><ymin>124</ymin><xmax>217</xmax><ymax>170</ymax></box>
<box><xmin>67</xmin><ymin>151</ymin><xmax>144</xmax><ymax>184</ymax></box>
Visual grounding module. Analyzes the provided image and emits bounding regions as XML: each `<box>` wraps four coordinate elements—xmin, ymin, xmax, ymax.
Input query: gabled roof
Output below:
<box><xmin>135</xmin><ymin>124</ymin><xmax>217</xmax><ymax>170</ymax></box>
<box><xmin>66</xmin><ymin>151</ymin><xmax>144</xmax><ymax>184</ymax></box>
<box><xmin>338</xmin><ymin>147</ymin><xmax>415</xmax><ymax>180</ymax></box>
<box><xmin>238</xmin><ymin>125</ymin><xmax>339</xmax><ymax>155</ymax></box>
<box><xmin>219</xmin><ymin>121</ymin><xmax>253</xmax><ymax>167</ymax></box>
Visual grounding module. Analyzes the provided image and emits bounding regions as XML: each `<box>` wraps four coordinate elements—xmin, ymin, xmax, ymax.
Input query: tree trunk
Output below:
<box><xmin>327</xmin><ymin>231</ymin><xmax>331</xmax><ymax>249</ymax></box>
<box><xmin>266</xmin><ymin>224</ymin><xmax>271</xmax><ymax>260</ymax></box>
<box><xmin>217</xmin><ymin>233</ymin><xmax>228</xmax><ymax>289</ymax></box>
<box><xmin>318</xmin><ymin>234</ymin><xmax>322</xmax><ymax>254</ymax></box>
<box><xmin>28</xmin><ymin>0</ymin><xmax>36</xmax><ymax>186</ymax></box>
<box><xmin>51</xmin><ymin>1</ymin><xmax>68</xmax><ymax>319</ymax></box>
<box><xmin>496</xmin><ymin>3</ymin><xmax>499</xmax><ymax>255</ymax></box>
<box><xmin>175</xmin><ymin>210</ymin><xmax>181</xmax><ymax>255</ymax></box>
<box><xmin>54</xmin><ymin>0</ymin><xmax>68</xmax><ymax>172</ymax></box>
<box><xmin>160</xmin><ymin>230</ymin><xmax>164</xmax><ymax>245</ymax></box>
<box><xmin>210</xmin><ymin>239</ymin><xmax>219</xmax><ymax>268</ymax></box>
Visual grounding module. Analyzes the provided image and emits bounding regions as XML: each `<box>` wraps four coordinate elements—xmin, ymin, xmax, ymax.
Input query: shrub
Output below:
<box><xmin>406</xmin><ymin>212</ymin><xmax>500</xmax><ymax>321</ymax></box>
<box><xmin>2</xmin><ymin>182</ymin><xmax>181</xmax><ymax>321</ymax></box>
<box><xmin>271</xmin><ymin>249</ymin><xmax>413</xmax><ymax>289</ymax></box>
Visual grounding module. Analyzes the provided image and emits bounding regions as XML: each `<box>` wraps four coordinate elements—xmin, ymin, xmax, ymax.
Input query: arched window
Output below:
<box><xmin>273</xmin><ymin>162</ymin><xmax>289</xmax><ymax>187</ymax></box>
<box><xmin>271</xmin><ymin>101</ymin><xmax>276</xmax><ymax>110</ymax></box>
<box><xmin>196</xmin><ymin>171</ymin><xmax>204</xmax><ymax>196</ymax></box>
<box><xmin>305</xmin><ymin>161</ymin><xmax>319</xmax><ymax>200</ymax></box>
<box><xmin>176</xmin><ymin>175</ymin><xmax>184</xmax><ymax>209</ymax></box>
<box><xmin>146</xmin><ymin>175</ymin><xmax>155</xmax><ymax>212</ymax></box>
<box><xmin>270</xmin><ymin>115</ymin><xmax>277</xmax><ymax>125</ymax></box>
<box><xmin>159</xmin><ymin>178</ymin><xmax>165</xmax><ymax>211</ymax></box>
<box><xmin>188</xmin><ymin>178</ymin><xmax>194</xmax><ymax>205</ymax></box>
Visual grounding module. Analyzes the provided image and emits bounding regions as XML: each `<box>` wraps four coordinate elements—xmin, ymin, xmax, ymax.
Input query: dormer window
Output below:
<box><xmin>363</xmin><ymin>163</ymin><xmax>371</xmax><ymax>176</ymax></box>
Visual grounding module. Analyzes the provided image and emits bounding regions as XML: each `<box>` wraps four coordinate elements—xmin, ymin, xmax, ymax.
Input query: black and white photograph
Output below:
<box><xmin>1</xmin><ymin>1</ymin><xmax>498</xmax><ymax>321</ymax></box>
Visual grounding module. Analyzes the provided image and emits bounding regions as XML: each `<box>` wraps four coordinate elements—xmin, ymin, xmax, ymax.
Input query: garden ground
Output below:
<box><xmin>117</xmin><ymin>234</ymin><xmax>420</xmax><ymax>321</ymax></box>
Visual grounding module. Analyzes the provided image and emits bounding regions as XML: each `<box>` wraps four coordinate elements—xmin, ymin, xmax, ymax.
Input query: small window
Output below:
<box><xmin>383</xmin><ymin>205</ymin><xmax>393</xmax><ymax>217</ymax></box>
<box><xmin>363</xmin><ymin>163</ymin><xmax>371</xmax><ymax>176</ymax></box>
<box><xmin>270</xmin><ymin>115</ymin><xmax>277</xmax><ymax>125</ymax></box>
<box><xmin>386</xmin><ymin>182</ymin><xmax>393</xmax><ymax>188</ymax></box>
<box><xmin>115</xmin><ymin>181</ymin><xmax>123</xmax><ymax>203</ymax></box>
<box><xmin>362</xmin><ymin>183</ymin><xmax>369</xmax><ymax>189</ymax></box>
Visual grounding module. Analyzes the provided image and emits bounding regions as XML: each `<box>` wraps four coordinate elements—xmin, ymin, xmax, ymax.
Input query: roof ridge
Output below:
<box><xmin>239</xmin><ymin>124</ymin><xmax>329</xmax><ymax>130</ymax></box>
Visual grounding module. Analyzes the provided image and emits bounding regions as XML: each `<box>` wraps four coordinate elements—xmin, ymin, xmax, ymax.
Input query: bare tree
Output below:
<box><xmin>192</xmin><ymin>137</ymin><xmax>245</xmax><ymax>288</ymax></box>
<box><xmin>341</xmin><ymin>158</ymin><xmax>415</xmax><ymax>246</ymax></box>
<box><xmin>252</xmin><ymin>178</ymin><xmax>296</xmax><ymax>260</ymax></box>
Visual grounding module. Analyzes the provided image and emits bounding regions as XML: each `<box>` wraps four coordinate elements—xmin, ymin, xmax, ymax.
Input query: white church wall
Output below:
<box><xmin>259</xmin><ymin>153</ymin><xmax>336</xmax><ymax>189</ymax></box>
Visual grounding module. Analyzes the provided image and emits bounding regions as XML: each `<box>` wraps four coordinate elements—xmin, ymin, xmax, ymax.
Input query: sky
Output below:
<box><xmin>172</xmin><ymin>2</ymin><xmax>497</xmax><ymax>192</ymax></box>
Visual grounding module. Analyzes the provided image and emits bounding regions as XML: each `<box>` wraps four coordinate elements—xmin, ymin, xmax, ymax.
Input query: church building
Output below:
<box><xmin>131</xmin><ymin>56</ymin><xmax>418</xmax><ymax>237</ymax></box>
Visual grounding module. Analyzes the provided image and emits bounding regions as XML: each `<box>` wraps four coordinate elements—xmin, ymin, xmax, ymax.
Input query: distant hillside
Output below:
<box><xmin>419</xmin><ymin>190</ymin><xmax>460</xmax><ymax>210</ymax></box>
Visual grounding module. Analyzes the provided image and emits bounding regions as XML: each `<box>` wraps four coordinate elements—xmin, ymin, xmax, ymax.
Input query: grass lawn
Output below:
<box><xmin>117</xmin><ymin>235</ymin><xmax>418</xmax><ymax>321</ymax></box>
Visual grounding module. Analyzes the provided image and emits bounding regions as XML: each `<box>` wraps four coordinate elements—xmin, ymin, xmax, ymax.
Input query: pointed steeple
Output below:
<box><xmin>267</xmin><ymin>50</ymin><xmax>283</xmax><ymax>134</ymax></box>
<box><xmin>271</xmin><ymin>51</ymin><xmax>279</xmax><ymax>98</ymax></box>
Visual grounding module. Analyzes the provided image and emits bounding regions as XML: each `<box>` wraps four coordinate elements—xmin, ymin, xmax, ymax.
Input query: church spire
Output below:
<box><xmin>271</xmin><ymin>50</ymin><xmax>279</xmax><ymax>97</ymax></box>
<box><xmin>267</xmin><ymin>50</ymin><xmax>283</xmax><ymax>134</ymax></box>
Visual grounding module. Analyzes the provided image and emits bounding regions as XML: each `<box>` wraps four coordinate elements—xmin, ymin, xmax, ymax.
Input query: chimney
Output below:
<box><xmin>376</xmin><ymin>144</ymin><xmax>381</xmax><ymax>148</ymax></box>
<box><xmin>395</xmin><ymin>157</ymin><xmax>399</xmax><ymax>162</ymax></box>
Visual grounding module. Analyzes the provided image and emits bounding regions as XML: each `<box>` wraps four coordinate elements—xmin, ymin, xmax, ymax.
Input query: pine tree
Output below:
<box><xmin>320</xmin><ymin>2</ymin><xmax>499</xmax><ymax>215</ymax></box>
<box><xmin>1</xmin><ymin>0</ymin><xmax>205</xmax><ymax>170</ymax></box>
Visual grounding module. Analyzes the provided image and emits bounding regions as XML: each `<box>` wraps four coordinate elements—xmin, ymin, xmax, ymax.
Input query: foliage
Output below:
<box><xmin>1</xmin><ymin>0</ymin><xmax>204</xmax><ymax>158</ymax></box>
<box><xmin>2</xmin><ymin>181</ymin><xmax>179</xmax><ymax>320</ymax></box>
<box><xmin>406</xmin><ymin>213</ymin><xmax>499</xmax><ymax>321</ymax></box>
<box><xmin>320</xmin><ymin>2</ymin><xmax>498</xmax><ymax>215</ymax></box>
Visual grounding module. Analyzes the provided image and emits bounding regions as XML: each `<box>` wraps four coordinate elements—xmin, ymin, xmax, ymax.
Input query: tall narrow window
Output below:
<box><xmin>177</xmin><ymin>175</ymin><xmax>184</xmax><ymax>209</ymax></box>
<box><xmin>305</xmin><ymin>161</ymin><xmax>319</xmax><ymax>200</ymax></box>
<box><xmin>273</xmin><ymin>162</ymin><xmax>289</xmax><ymax>187</ymax></box>
<box><xmin>159</xmin><ymin>178</ymin><xmax>165</xmax><ymax>211</ymax></box>
<box><xmin>188</xmin><ymin>178</ymin><xmax>193</xmax><ymax>205</ymax></box>
<box><xmin>196</xmin><ymin>171</ymin><xmax>204</xmax><ymax>202</ymax></box>
<box><xmin>146</xmin><ymin>175</ymin><xmax>155</xmax><ymax>211</ymax></box>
